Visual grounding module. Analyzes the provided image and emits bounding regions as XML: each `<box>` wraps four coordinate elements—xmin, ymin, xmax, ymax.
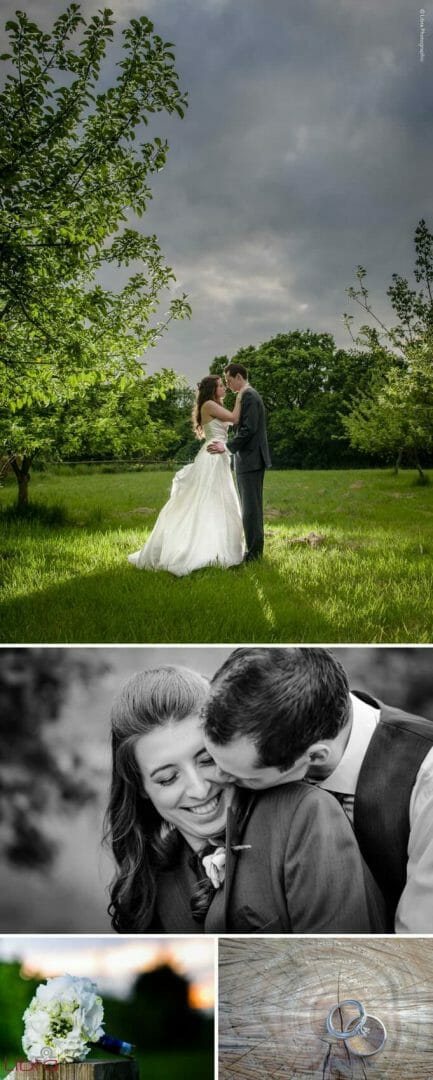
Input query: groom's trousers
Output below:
<box><xmin>236</xmin><ymin>468</ymin><xmax>265</xmax><ymax>560</ymax></box>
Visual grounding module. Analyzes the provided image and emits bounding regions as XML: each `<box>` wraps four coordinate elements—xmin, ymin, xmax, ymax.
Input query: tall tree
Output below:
<box><xmin>342</xmin><ymin>343</ymin><xmax>433</xmax><ymax>476</ymax></box>
<box><xmin>0</xmin><ymin>4</ymin><xmax>190</xmax><ymax>503</ymax></box>
<box><xmin>102</xmin><ymin>965</ymin><xmax>212</xmax><ymax>1054</ymax></box>
<box><xmin>343</xmin><ymin>220</ymin><xmax>433</xmax><ymax>477</ymax></box>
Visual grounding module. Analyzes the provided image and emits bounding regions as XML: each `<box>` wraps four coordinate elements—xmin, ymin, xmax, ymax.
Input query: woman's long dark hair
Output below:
<box><xmin>105</xmin><ymin>665</ymin><xmax>217</xmax><ymax>931</ymax></box>
<box><xmin>192</xmin><ymin>374</ymin><xmax>221</xmax><ymax>438</ymax></box>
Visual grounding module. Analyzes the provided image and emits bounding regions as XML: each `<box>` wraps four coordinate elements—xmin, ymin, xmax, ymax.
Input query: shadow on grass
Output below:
<box><xmin>0</xmin><ymin>553</ymin><xmax>342</xmax><ymax>643</ymax></box>
<box><xmin>0</xmin><ymin>500</ymin><xmax>69</xmax><ymax>526</ymax></box>
<box><xmin>0</xmin><ymin>504</ymin><xmax>156</xmax><ymax>535</ymax></box>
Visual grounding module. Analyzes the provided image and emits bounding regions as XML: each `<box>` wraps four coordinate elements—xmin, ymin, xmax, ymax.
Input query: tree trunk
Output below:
<box><xmin>413</xmin><ymin>449</ymin><xmax>426</xmax><ymax>483</ymax></box>
<box><xmin>219</xmin><ymin>937</ymin><xmax>433</xmax><ymax>1080</ymax></box>
<box><xmin>10</xmin><ymin>455</ymin><xmax>32</xmax><ymax>508</ymax></box>
<box><xmin>394</xmin><ymin>447</ymin><xmax>403</xmax><ymax>474</ymax></box>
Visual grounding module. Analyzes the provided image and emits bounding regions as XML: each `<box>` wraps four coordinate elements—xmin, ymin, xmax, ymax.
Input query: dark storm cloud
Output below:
<box><xmin>2</xmin><ymin>0</ymin><xmax>432</xmax><ymax>378</ymax></box>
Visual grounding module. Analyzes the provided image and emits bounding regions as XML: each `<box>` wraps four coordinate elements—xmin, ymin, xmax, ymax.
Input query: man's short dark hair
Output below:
<box><xmin>204</xmin><ymin>647</ymin><xmax>350</xmax><ymax>771</ymax></box>
<box><xmin>224</xmin><ymin>362</ymin><xmax>248</xmax><ymax>380</ymax></box>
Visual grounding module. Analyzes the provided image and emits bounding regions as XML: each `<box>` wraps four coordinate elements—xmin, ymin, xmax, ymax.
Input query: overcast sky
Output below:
<box><xmin>2</xmin><ymin>0</ymin><xmax>433</xmax><ymax>380</ymax></box>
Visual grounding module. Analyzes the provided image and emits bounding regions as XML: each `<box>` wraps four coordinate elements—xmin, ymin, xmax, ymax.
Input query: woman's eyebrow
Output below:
<box><xmin>149</xmin><ymin>747</ymin><xmax>209</xmax><ymax>777</ymax></box>
<box><xmin>150</xmin><ymin>763</ymin><xmax>175</xmax><ymax>777</ymax></box>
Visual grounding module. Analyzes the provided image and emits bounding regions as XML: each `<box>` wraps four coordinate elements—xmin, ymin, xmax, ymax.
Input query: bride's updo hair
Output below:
<box><xmin>105</xmin><ymin>665</ymin><xmax>217</xmax><ymax>931</ymax></box>
<box><xmin>192</xmin><ymin>374</ymin><xmax>221</xmax><ymax>438</ymax></box>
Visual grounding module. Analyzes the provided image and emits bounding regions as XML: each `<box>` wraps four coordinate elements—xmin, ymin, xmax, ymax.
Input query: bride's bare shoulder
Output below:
<box><xmin>202</xmin><ymin>399</ymin><xmax>219</xmax><ymax>416</ymax></box>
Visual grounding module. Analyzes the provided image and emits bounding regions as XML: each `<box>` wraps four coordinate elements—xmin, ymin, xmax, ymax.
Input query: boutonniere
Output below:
<box><xmin>202</xmin><ymin>844</ymin><xmax>251</xmax><ymax>889</ymax></box>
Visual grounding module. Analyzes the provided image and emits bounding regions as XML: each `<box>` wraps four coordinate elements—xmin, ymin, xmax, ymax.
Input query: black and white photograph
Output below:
<box><xmin>1</xmin><ymin>646</ymin><xmax>432</xmax><ymax>935</ymax></box>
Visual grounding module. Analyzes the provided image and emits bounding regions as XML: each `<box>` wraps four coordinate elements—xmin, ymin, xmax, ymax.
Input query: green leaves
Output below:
<box><xmin>343</xmin><ymin>221</ymin><xmax>433</xmax><ymax>465</ymax></box>
<box><xmin>210</xmin><ymin>331</ymin><xmax>386</xmax><ymax>468</ymax></box>
<box><xmin>0</xmin><ymin>2</ymin><xmax>190</xmax><ymax>484</ymax></box>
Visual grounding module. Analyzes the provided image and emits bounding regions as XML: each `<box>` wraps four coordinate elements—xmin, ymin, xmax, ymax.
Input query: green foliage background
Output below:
<box><xmin>210</xmin><ymin>334</ymin><xmax>395</xmax><ymax>469</ymax></box>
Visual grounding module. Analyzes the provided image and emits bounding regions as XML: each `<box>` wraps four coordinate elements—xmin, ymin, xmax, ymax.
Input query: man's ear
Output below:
<box><xmin>307</xmin><ymin>742</ymin><xmax>332</xmax><ymax>765</ymax></box>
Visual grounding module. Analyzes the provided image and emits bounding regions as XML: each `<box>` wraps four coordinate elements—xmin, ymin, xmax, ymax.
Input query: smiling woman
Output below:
<box><xmin>134</xmin><ymin>714</ymin><xmax>232</xmax><ymax>848</ymax></box>
<box><xmin>106</xmin><ymin>665</ymin><xmax>232</xmax><ymax>931</ymax></box>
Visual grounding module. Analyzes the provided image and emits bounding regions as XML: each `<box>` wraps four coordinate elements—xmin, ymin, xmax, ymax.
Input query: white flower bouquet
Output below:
<box><xmin>23</xmin><ymin>975</ymin><xmax>105</xmax><ymax>1063</ymax></box>
<box><xmin>22</xmin><ymin>975</ymin><xmax>133</xmax><ymax>1064</ymax></box>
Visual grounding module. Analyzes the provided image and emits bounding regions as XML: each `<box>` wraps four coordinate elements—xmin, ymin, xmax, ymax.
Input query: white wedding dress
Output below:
<box><xmin>128</xmin><ymin>419</ymin><xmax>245</xmax><ymax>575</ymax></box>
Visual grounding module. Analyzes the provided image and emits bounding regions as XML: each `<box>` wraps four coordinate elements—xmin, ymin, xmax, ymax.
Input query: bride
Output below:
<box><xmin>128</xmin><ymin>374</ymin><xmax>245</xmax><ymax>575</ymax></box>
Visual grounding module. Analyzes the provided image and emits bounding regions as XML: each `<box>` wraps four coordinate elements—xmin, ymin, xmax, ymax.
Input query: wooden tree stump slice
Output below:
<box><xmin>219</xmin><ymin>938</ymin><xmax>433</xmax><ymax>1079</ymax></box>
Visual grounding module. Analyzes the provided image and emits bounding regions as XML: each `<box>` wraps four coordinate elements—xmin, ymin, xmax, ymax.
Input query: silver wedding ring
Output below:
<box><xmin>326</xmin><ymin>999</ymin><xmax>387</xmax><ymax>1058</ymax></box>
<box><xmin>326</xmin><ymin>999</ymin><xmax>367</xmax><ymax>1040</ymax></box>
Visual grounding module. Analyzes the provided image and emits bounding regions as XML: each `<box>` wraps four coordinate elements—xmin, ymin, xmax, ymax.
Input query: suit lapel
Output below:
<box><xmin>206</xmin><ymin>791</ymin><xmax>256</xmax><ymax>929</ymax></box>
<box><xmin>160</xmin><ymin>843</ymin><xmax>204</xmax><ymax>929</ymax></box>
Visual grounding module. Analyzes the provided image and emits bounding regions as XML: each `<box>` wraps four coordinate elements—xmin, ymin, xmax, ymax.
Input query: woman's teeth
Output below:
<box><xmin>187</xmin><ymin>794</ymin><xmax>220</xmax><ymax>816</ymax></box>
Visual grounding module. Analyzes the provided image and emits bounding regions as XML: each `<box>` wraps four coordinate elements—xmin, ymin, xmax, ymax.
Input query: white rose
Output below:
<box><xmin>35</xmin><ymin>976</ymin><xmax>79</xmax><ymax>1004</ymax></box>
<box><xmin>23</xmin><ymin>1009</ymin><xmax>50</xmax><ymax>1038</ymax></box>
<box><xmin>36</xmin><ymin>976</ymin><xmax>98</xmax><ymax>1005</ymax></box>
<box><xmin>202</xmin><ymin>847</ymin><xmax>226</xmax><ymax>889</ymax></box>
<box><xmin>50</xmin><ymin>1033</ymin><xmax>90</xmax><ymax>1063</ymax></box>
<box><xmin>76</xmin><ymin>994</ymin><xmax>104</xmax><ymax>1037</ymax></box>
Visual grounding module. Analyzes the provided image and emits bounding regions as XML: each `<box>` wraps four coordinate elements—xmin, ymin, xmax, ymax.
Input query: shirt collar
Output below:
<box><xmin>318</xmin><ymin>692</ymin><xmax>380</xmax><ymax>795</ymax></box>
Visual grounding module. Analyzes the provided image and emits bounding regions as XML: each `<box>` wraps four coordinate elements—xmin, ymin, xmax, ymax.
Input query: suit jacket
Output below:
<box><xmin>152</xmin><ymin>840</ymin><xmax>205</xmax><ymax>932</ymax></box>
<box><xmin>229</xmin><ymin>386</ymin><xmax>271</xmax><ymax>473</ymax></box>
<box><xmin>144</xmin><ymin>784</ymin><xmax>386</xmax><ymax>933</ymax></box>
<box><xmin>204</xmin><ymin>783</ymin><xmax>387</xmax><ymax>932</ymax></box>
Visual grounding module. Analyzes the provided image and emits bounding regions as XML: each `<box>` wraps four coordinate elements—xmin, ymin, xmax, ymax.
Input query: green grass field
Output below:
<box><xmin>1</xmin><ymin>468</ymin><xmax>432</xmax><ymax>643</ymax></box>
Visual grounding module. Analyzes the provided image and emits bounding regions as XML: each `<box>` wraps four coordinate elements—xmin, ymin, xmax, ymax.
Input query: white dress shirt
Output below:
<box><xmin>318</xmin><ymin>692</ymin><xmax>433</xmax><ymax>932</ymax></box>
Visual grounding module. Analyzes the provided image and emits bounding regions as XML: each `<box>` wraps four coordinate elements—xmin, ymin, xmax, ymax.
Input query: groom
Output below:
<box><xmin>207</xmin><ymin>362</ymin><xmax>271</xmax><ymax>562</ymax></box>
<box><xmin>203</xmin><ymin>647</ymin><xmax>433</xmax><ymax>932</ymax></box>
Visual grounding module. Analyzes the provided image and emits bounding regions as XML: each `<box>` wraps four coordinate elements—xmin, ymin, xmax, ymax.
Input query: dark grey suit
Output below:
<box><xmin>229</xmin><ymin>387</ymin><xmax>271</xmax><ymax>561</ymax></box>
<box><xmin>205</xmin><ymin>785</ymin><xmax>386</xmax><ymax>932</ymax></box>
<box><xmin>148</xmin><ymin>784</ymin><xmax>386</xmax><ymax>932</ymax></box>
